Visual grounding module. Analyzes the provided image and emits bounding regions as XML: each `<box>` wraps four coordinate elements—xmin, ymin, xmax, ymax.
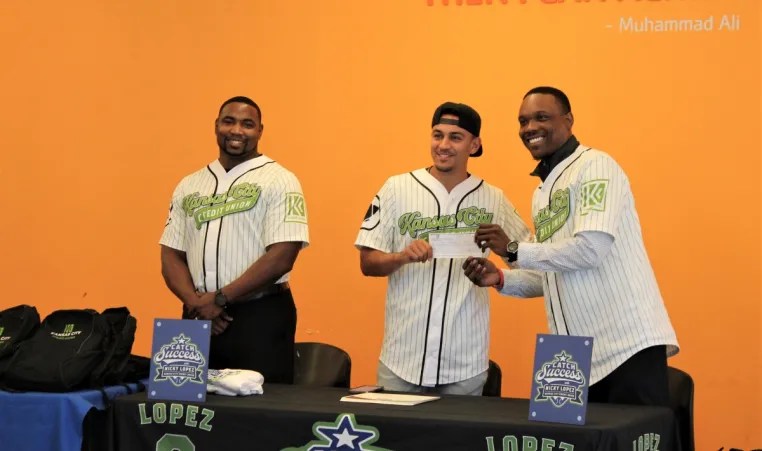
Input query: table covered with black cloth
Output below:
<box><xmin>110</xmin><ymin>384</ymin><xmax>674</xmax><ymax>451</ymax></box>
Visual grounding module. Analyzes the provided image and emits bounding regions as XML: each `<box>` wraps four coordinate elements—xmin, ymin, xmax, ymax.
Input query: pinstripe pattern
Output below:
<box><xmin>355</xmin><ymin>168</ymin><xmax>531</xmax><ymax>386</ymax></box>
<box><xmin>160</xmin><ymin>156</ymin><xmax>310</xmax><ymax>293</ymax></box>
<box><xmin>531</xmin><ymin>146</ymin><xmax>679</xmax><ymax>385</ymax></box>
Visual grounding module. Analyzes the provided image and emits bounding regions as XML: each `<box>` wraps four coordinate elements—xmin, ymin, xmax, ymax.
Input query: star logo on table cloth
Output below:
<box><xmin>280</xmin><ymin>413</ymin><xmax>391</xmax><ymax>451</ymax></box>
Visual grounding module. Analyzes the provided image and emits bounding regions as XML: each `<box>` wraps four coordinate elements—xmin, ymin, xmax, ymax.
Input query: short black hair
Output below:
<box><xmin>218</xmin><ymin>96</ymin><xmax>262</xmax><ymax>121</ymax></box>
<box><xmin>524</xmin><ymin>87</ymin><xmax>571</xmax><ymax>115</ymax></box>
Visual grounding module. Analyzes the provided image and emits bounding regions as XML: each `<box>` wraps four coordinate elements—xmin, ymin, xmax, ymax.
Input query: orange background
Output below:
<box><xmin>0</xmin><ymin>0</ymin><xmax>759</xmax><ymax>449</ymax></box>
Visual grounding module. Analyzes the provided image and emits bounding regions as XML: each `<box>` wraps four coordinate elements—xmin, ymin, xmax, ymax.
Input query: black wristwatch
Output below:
<box><xmin>214</xmin><ymin>289</ymin><xmax>228</xmax><ymax>307</ymax></box>
<box><xmin>506</xmin><ymin>241</ymin><xmax>519</xmax><ymax>263</ymax></box>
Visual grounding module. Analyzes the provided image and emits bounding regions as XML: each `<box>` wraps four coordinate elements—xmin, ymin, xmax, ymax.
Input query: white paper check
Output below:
<box><xmin>429</xmin><ymin>231</ymin><xmax>485</xmax><ymax>259</ymax></box>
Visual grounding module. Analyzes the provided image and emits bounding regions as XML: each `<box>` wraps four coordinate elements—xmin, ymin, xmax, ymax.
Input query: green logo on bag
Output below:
<box><xmin>51</xmin><ymin>323</ymin><xmax>81</xmax><ymax>340</ymax></box>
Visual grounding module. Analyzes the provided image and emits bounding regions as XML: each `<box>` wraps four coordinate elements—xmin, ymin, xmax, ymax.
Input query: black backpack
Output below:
<box><xmin>99</xmin><ymin>307</ymin><xmax>139</xmax><ymax>386</ymax></box>
<box><xmin>2</xmin><ymin>308</ymin><xmax>118</xmax><ymax>392</ymax></box>
<box><xmin>95</xmin><ymin>307</ymin><xmax>149</xmax><ymax>393</ymax></box>
<box><xmin>120</xmin><ymin>354</ymin><xmax>150</xmax><ymax>386</ymax></box>
<box><xmin>0</xmin><ymin>305</ymin><xmax>41</xmax><ymax>377</ymax></box>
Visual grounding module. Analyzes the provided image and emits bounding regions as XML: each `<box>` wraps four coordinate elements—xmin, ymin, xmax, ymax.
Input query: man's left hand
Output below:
<box><xmin>475</xmin><ymin>224</ymin><xmax>511</xmax><ymax>257</ymax></box>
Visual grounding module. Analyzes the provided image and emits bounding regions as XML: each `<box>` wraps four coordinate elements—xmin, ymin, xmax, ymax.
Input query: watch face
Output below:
<box><xmin>508</xmin><ymin>242</ymin><xmax>519</xmax><ymax>253</ymax></box>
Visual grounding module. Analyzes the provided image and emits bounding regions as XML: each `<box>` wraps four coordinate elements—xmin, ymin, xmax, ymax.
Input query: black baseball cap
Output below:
<box><xmin>431</xmin><ymin>102</ymin><xmax>483</xmax><ymax>157</ymax></box>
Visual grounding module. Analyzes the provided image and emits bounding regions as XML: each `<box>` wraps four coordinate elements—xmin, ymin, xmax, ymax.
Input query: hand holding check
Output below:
<box><xmin>399</xmin><ymin>239</ymin><xmax>434</xmax><ymax>264</ymax></box>
<box><xmin>474</xmin><ymin>224</ymin><xmax>511</xmax><ymax>257</ymax></box>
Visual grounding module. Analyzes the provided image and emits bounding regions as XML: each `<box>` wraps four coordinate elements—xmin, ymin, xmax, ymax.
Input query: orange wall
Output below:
<box><xmin>0</xmin><ymin>0</ymin><xmax>759</xmax><ymax>449</ymax></box>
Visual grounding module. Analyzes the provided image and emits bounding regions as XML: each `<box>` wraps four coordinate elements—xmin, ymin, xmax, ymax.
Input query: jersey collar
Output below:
<box><xmin>530</xmin><ymin>135</ymin><xmax>580</xmax><ymax>182</ymax></box>
<box><xmin>413</xmin><ymin>168</ymin><xmax>483</xmax><ymax>201</ymax></box>
<box><xmin>209</xmin><ymin>155</ymin><xmax>274</xmax><ymax>180</ymax></box>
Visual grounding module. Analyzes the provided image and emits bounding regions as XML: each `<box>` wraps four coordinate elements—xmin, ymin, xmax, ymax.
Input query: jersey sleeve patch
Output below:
<box><xmin>578</xmin><ymin>179</ymin><xmax>609</xmax><ymax>216</ymax></box>
<box><xmin>361</xmin><ymin>196</ymin><xmax>381</xmax><ymax>230</ymax></box>
<box><xmin>284</xmin><ymin>192</ymin><xmax>308</xmax><ymax>224</ymax></box>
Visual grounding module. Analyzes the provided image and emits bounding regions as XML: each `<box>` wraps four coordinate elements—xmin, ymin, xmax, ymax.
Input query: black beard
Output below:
<box><xmin>219</xmin><ymin>138</ymin><xmax>257</xmax><ymax>158</ymax></box>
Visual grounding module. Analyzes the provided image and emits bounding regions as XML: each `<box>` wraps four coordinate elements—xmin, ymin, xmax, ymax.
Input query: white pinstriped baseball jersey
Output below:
<box><xmin>522</xmin><ymin>144</ymin><xmax>679</xmax><ymax>384</ymax></box>
<box><xmin>355</xmin><ymin>168</ymin><xmax>532</xmax><ymax>386</ymax></box>
<box><xmin>160</xmin><ymin>156</ymin><xmax>309</xmax><ymax>293</ymax></box>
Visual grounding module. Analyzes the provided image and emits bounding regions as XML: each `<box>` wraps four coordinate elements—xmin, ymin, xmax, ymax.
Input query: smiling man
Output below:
<box><xmin>159</xmin><ymin>96</ymin><xmax>309</xmax><ymax>384</ymax></box>
<box><xmin>354</xmin><ymin>102</ymin><xmax>532</xmax><ymax>395</ymax></box>
<box><xmin>462</xmin><ymin>86</ymin><xmax>680</xmax><ymax>406</ymax></box>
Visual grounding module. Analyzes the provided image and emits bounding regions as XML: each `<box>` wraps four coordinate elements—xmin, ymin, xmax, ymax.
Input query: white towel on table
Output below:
<box><xmin>206</xmin><ymin>369</ymin><xmax>264</xmax><ymax>396</ymax></box>
<box><xmin>207</xmin><ymin>384</ymin><xmax>238</xmax><ymax>396</ymax></box>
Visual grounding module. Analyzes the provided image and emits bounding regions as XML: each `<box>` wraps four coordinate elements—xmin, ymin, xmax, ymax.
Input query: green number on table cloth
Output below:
<box><xmin>156</xmin><ymin>433</ymin><xmax>195</xmax><ymax>451</ymax></box>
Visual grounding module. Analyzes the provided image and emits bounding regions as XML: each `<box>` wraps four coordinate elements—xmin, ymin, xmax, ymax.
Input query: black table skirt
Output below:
<box><xmin>111</xmin><ymin>384</ymin><xmax>674</xmax><ymax>451</ymax></box>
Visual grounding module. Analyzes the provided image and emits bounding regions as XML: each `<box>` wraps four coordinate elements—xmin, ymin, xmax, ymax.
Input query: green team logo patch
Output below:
<box><xmin>181</xmin><ymin>182</ymin><xmax>262</xmax><ymax>229</ymax></box>
<box><xmin>579</xmin><ymin>179</ymin><xmax>609</xmax><ymax>216</ymax></box>
<box><xmin>281</xmin><ymin>413</ymin><xmax>390</xmax><ymax>451</ymax></box>
<box><xmin>533</xmin><ymin>188</ymin><xmax>570</xmax><ymax>243</ymax></box>
<box><xmin>285</xmin><ymin>192</ymin><xmax>307</xmax><ymax>224</ymax></box>
<box><xmin>50</xmin><ymin>323</ymin><xmax>81</xmax><ymax>340</ymax></box>
<box><xmin>398</xmin><ymin>206</ymin><xmax>494</xmax><ymax>239</ymax></box>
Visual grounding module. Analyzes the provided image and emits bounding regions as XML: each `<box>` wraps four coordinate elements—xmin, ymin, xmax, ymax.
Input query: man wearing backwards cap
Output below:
<box><xmin>354</xmin><ymin>102</ymin><xmax>532</xmax><ymax>395</ymax></box>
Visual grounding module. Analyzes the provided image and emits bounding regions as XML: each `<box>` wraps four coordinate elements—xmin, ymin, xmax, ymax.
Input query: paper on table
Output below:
<box><xmin>340</xmin><ymin>392</ymin><xmax>440</xmax><ymax>406</ymax></box>
<box><xmin>428</xmin><ymin>231</ymin><xmax>485</xmax><ymax>259</ymax></box>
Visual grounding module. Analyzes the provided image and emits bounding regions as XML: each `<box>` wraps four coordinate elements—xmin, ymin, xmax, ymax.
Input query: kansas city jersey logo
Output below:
<box><xmin>533</xmin><ymin>188</ymin><xmax>570</xmax><ymax>242</ymax></box>
<box><xmin>398</xmin><ymin>206</ymin><xmax>494</xmax><ymax>239</ymax></box>
<box><xmin>153</xmin><ymin>333</ymin><xmax>206</xmax><ymax>387</ymax></box>
<box><xmin>182</xmin><ymin>182</ymin><xmax>262</xmax><ymax>229</ymax></box>
<box><xmin>534</xmin><ymin>351</ymin><xmax>586</xmax><ymax>408</ymax></box>
<box><xmin>281</xmin><ymin>413</ymin><xmax>391</xmax><ymax>451</ymax></box>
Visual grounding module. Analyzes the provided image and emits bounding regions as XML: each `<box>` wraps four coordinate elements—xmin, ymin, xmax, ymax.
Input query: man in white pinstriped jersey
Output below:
<box><xmin>160</xmin><ymin>96</ymin><xmax>309</xmax><ymax>384</ymax></box>
<box><xmin>464</xmin><ymin>87</ymin><xmax>679</xmax><ymax>406</ymax></box>
<box><xmin>355</xmin><ymin>102</ymin><xmax>533</xmax><ymax>395</ymax></box>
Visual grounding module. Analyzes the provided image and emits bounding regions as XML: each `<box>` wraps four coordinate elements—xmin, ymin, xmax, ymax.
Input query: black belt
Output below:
<box><xmin>238</xmin><ymin>282</ymin><xmax>290</xmax><ymax>301</ymax></box>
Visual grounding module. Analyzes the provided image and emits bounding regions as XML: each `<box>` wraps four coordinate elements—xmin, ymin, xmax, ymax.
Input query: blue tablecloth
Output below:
<box><xmin>0</xmin><ymin>381</ymin><xmax>146</xmax><ymax>451</ymax></box>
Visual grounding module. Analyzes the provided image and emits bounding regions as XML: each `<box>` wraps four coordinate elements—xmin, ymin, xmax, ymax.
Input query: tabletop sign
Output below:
<box><xmin>148</xmin><ymin>319</ymin><xmax>211</xmax><ymax>403</ymax></box>
<box><xmin>528</xmin><ymin>334</ymin><xmax>594</xmax><ymax>426</ymax></box>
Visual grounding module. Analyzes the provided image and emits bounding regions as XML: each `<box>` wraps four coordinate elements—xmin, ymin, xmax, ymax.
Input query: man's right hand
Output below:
<box><xmin>211</xmin><ymin>313</ymin><xmax>233</xmax><ymax>336</ymax></box>
<box><xmin>462</xmin><ymin>257</ymin><xmax>501</xmax><ymax>287</ymax></box>
<box><xmin>398</xmin><ymin>239</ymin><xmax>433</xmax><ymax>264</ymax></box>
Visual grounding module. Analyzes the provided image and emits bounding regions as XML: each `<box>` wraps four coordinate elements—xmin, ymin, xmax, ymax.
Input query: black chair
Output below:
<box><xmin>293</xmin><ymin>342</ymin><xmax>352</xmax><ymax>388</ymax></box>
<box><xmin>667</xmin><ymin>366</ymin><xmax>694</xmax><ymax>451</ymax></box>
<box><xmin>482</xmin><ymin>360</ymin><xmax>502</xmax><ymax>397</ymax></box>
